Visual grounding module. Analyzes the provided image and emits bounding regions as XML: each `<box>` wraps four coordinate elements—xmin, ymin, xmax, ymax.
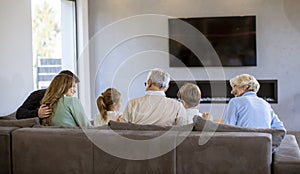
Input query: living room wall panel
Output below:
<box><xmin>86</xmin><ymin>0</ymin><xmax>300</xmax><ymax>130</ymax></box>
<box><xmin>0</xmin><ymin>0</ymin><xmax>33</xmax><ymax>115</ymax></box>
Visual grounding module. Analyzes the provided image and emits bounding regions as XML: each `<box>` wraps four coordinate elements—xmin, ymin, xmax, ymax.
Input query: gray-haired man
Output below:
<box><xmin>122</xmin><ymin>68</ymin><xmax>187</xmax><ymax>126</ymax></box>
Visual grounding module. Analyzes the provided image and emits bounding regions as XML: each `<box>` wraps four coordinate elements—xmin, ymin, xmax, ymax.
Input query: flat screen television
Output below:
<box><xmin>169</xmin><ymin>16</ymin><xmax>256</xmax><ymax>67</ymax></box>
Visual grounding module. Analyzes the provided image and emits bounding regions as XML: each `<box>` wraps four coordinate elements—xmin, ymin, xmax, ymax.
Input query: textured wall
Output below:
<box><xmin>87</xmin><ymin>0</ymin><xmax>300</xmax><ymax>130</ymax></box>
<box><xmin>0</xmin><ymin>0</ymin><xmax>33</xmax><ymax>115</ymax></box>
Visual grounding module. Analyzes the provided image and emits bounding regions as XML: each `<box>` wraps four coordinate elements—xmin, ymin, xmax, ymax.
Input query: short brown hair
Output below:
<box><xmin>59</xmin><ymin>70</ymin><xmax>80</xmax><ymax>83</ymax></box>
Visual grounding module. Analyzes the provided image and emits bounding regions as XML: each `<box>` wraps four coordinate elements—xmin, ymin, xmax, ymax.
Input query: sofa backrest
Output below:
<box><xmin>176</xmin><ymin>132</ymin><xmax>272</xmax><ymax>174</ymax></box>
<box><xmin>12</xmin><ymin>127</ymin><xmax>93</xmax><ymax>174</ymax></box>
<box><xmin>11</xmin><ymin>127</ymin><xmax>272</xmax><ymax>174</ymax></box>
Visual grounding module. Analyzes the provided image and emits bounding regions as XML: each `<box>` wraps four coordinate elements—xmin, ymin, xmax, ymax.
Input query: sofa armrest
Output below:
<box><xmin>287</xmin><ymin>131</ymin><xmax>300</xmax><ymax>147</ymax></box>
<box><xmin>0</xmin><ymin>127</ymin><xmax>19</xmax><ymax>174</ymax></box>
<box><xmin>273</xmin><ymin>134</ymin><xmax>300</xmax><ymax>174</ymax></box>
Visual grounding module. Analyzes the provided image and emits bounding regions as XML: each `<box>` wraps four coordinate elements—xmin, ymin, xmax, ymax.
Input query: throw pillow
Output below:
<box><xmin>108</xmin><ymin>120</ymin><xmax>171</xmax><ymax>131</ymax></box>
<box><xmin>93</xmin><ymin>125</ymin><xmax>110</xmax><ymax>130</ymax></box>
<box><xmin>193</xmin><ymin>116</ymin><xmax>286</xmax><ymax>152</ymax></box>
<box><xmin>0</xmin><ymin>117</ymin><xmax>40</xmax><ymax>127</ymax></box>
<box><xmin>32</xmin><ymin>125</ymin><xmax>81</xmax><ymax>129</ymax></box>
<box><xmin>0</xmin><ymin>112</ymin><xmax>17</xmax><ymax>120</ymax></box>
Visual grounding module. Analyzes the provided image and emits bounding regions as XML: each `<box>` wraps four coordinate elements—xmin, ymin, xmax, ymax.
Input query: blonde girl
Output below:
<box><xmin>94</xmin><ymin>88</ymin><xmax>122</xmax><ymax>126</ymax></box>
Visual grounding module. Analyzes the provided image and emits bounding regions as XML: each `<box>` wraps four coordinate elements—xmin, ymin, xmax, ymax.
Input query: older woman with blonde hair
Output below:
<box><xmin>224</xmin><ymin>74</ymin><xmax>285</xmax><ymax>130</ymax></box>
<box><xmin>40</xmin><ymin>73</ymin><xmax>91</xmax><ymax>128</ymax></box>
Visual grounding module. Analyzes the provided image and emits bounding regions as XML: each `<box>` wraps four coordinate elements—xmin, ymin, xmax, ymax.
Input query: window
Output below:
<box><xmin>31</xmin><ymin>0</ymin><xmax>77</xmax><ymax>89</ymax></box>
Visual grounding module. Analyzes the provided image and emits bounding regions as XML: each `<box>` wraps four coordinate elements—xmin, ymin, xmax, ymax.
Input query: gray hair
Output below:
<box><xmin>178</xmin><ymin>83</ymin><xmax>201</xmax><ymax>108</ymax></box>
<box><xmin>230</xmin><ymin>74</ymin><xmax>260</xmax><ymax>93</ymax></box>
<box><xmin>147</xmin><ymin>68</ymin><xmax>170</xmax><ymax>89</ymax></box>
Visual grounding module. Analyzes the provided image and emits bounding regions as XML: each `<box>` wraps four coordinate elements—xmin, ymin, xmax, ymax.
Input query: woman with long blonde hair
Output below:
<box><xmin>94</xmin><ymin>88</ymin><xmax>122</xmax><ymax>126</ymax></box>
<box><xmin>40</xmin><ymin>73</ymin><xmax>91</xmax><ymax>127</ymax></box>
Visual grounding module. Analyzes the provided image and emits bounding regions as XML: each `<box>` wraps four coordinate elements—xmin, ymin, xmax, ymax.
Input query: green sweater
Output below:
<box><xmin>50</xmin><ymin>96</ymin><xmax>91</xmax><ymax>128</ymax></box>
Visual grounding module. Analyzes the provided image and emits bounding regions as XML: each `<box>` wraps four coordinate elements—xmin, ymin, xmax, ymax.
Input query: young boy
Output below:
<box><xmin>177</xmin><ymin>83</ymin><xmax>212</xmax><ymax>123</ymax></box>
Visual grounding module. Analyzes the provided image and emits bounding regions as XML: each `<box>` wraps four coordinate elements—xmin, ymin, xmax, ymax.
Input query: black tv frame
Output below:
<box><xmin>168</xmin><ymin>16</ymin><xmax>257</xmax><ymax>67</ymax></box>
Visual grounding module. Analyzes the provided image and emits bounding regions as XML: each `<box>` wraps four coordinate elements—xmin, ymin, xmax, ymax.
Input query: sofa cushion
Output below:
<box><xmin>108</xmin><ymin>120</ymin><xmax>171</xmax><ymax>131</ymax></box>
<box><xmin>104</xmin><ymin>121</ymin><xmax>193</xmax><ymax>141</ymax></box>
<box><xmin>33</xmin><ymin>125</ymin><xmax>80</xmax><ymax>129</ymax></box>
<box><xmin>92</xmin><ymin>130</ymin><xmax>178</xmax><ymax>173</ymax></box>
<box><xmin>287</xmin><ymin>131</ymin><xmax>300</xmax><ymax>147</ymax></box>
<box><xmin>12</xmin><ymin>128</ymin><xmax>93</xmax><ymax>174</ymax></box>
<box><xmin>0</xmin><ymin>117</ymin><xmax>40</xmax><ymax>127</ymax></box>
<box><xmin>273</xmin><ymin>134</ymin><xmax>300</xmax><ymax>174</ymax></box>
<box><xmin>193</xmin><ymin>116</ymin><xmax>286</xmax><ymax>151</ymax></box>
<box><xmin>176</xmin><ymin>132</ymin><xmax>272</xmax><ymax>174</ymax></box>
<box><xmin>0</xmin><ymin>112</ymin><xmax>16</xmax><ymax>120</ymax></box>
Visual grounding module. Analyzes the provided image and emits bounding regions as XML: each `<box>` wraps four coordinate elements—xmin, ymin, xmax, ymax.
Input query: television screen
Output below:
<box><xmin>169</xmin><ymin>16</ymin><xmax>256</xmax><ymax>67</ymax></box>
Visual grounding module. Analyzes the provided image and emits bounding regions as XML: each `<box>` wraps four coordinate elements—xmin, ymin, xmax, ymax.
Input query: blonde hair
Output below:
<box><xmin>177</xmin><ymin>83</ymin><xmax>201</xmax><ymax>108</ymax></box>
<box><xmin>230</xmin><ymin>74</ymin><xmax>260</xmax><ymax>93</ymax></box>
<box><xmin>96</xmin><ymin>88</ymin><xmax>121</xmax><ymax>121</ymax></box>
<box><xmin>40</xmin><ymin>74</ymin><xmax>75</xmax><ymax>125</ymax></box>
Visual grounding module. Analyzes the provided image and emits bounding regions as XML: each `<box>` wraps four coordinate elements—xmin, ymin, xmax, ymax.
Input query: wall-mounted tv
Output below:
<box><xmin>169</xmin><ymin>16</ymin><xmax>256</xmax><ymax>67</ymax></box>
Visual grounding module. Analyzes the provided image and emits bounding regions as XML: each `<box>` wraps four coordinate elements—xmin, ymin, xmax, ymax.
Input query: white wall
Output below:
<box><xmin>87</xmin><ymin>0</ymin><xmax>300</xmax><ymax>130</ymax></box>
<box><xmin>0</xmin><ymin>0</ymin><xmax>33</xmax><ymax>115</ymax></box>
<box><xmin>77</xmin><ymin>0</ymin><xmax>92</xmax><ymax>118</ymax></box>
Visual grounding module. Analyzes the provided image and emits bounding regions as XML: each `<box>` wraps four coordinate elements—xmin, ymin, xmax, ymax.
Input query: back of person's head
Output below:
<box><xmin>230</xmin><ymin>74</ymin><xmax>260</xmax><ymax>93</ymax></box>
<box><xmin>97</xmin><ymin>88</ymin><xmax>122</xmax><ymax>121</ymax></box>
<box><xmin>59</xmin><ymin>70</ymin><xmax>80</xmax><ymax>83</ymax></box>
<box><xmin>147</xmin><ymin>68</ymin><xmax>170</xmax><ymax>89</ymax></box>
<box><xmin>177</xmin><ymin>83</ymin><xmax>201</xmax><ymax>108</ymax></box>
<box><xmin>41</xmin><ymin>74</ymin><xmax>75</xmax><ymax>125</ymax></box>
